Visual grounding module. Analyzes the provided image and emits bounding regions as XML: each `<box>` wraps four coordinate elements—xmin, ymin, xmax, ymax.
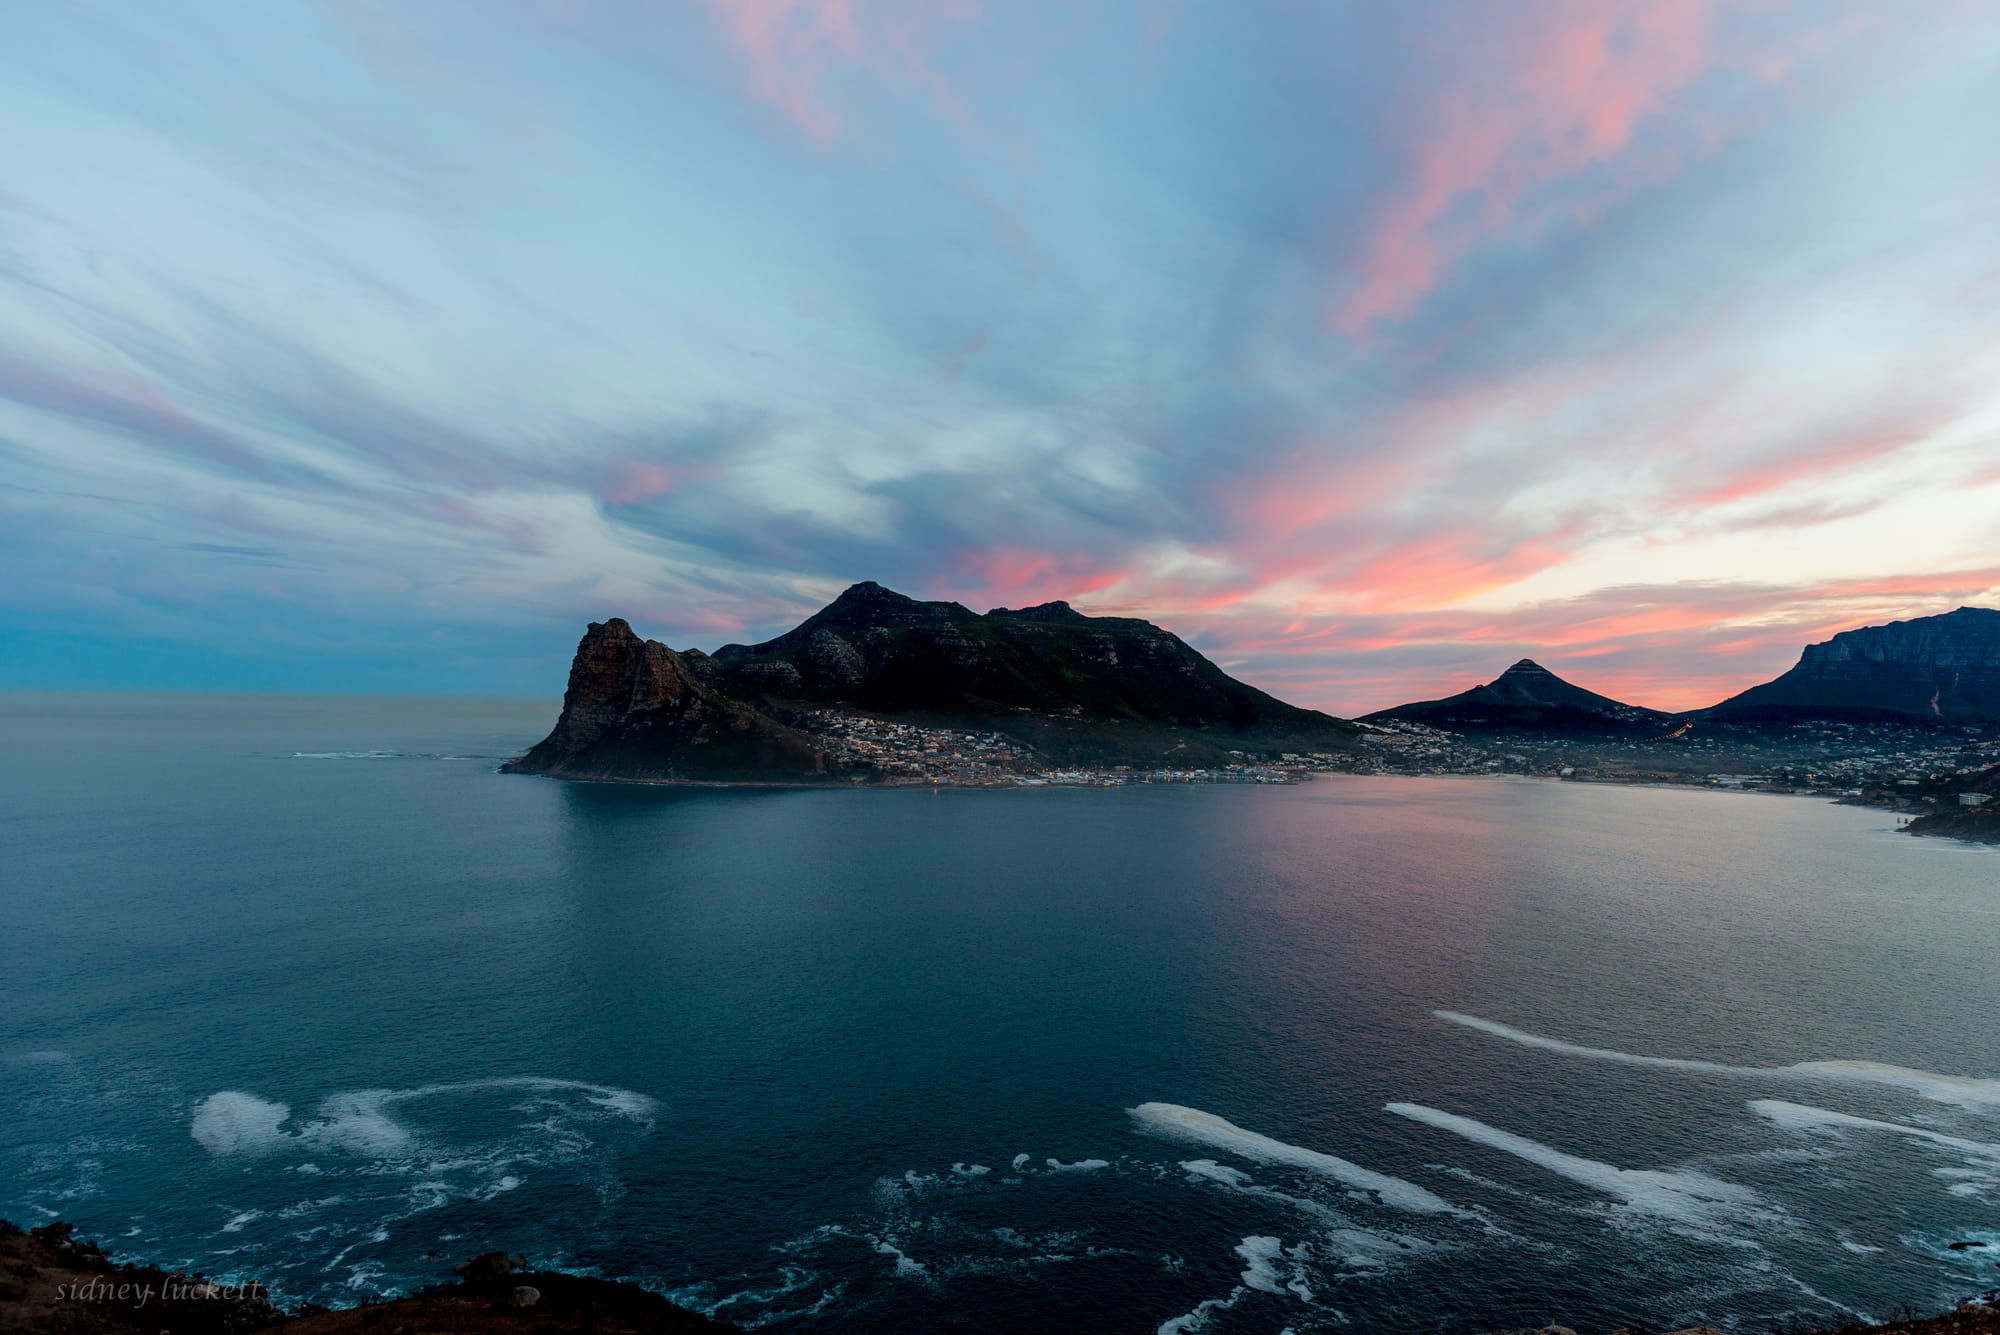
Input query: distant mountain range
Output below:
<box><xmin>1365</xmin><ymin>605</ymin><xmax>2000</xmax><ymax>734</ymax></box>
<box><xmin>1362</xmin><ymin>659</ymin><xmax>1676</xmax><ymax>735</ymax></box>
<box><xmin>507</xmin><ymin>595</ymin><xmax>2000</xmax><ymax>780</ymax></box>
<box><xmin>1705</xmin><ymin>606</ymin><xmax>2000</xmax><ymax>723</ymax></box>
<box><xmin>507</xmin><ymin>582</ymin><xmax>1358</xmax><ymax>782</ymax></box>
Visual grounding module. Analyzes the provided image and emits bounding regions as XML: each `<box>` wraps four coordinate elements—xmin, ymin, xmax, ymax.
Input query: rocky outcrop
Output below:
<box><xmin>503</xmin><ymin>619</ymin><xmax>839</xmax><ymax>783</ymax></box>
<box><xmin>0</xmin><ymin>1219</ymin><xmax>736</xmax><ymax>1334</ymax></box>
<box><xmin>1708</xmin><ymin>606</ymin><xmax>2000</xmax><ymax>723</ymax></box>
<box><xmin>509</xmin><ymin>583</ymin><xmax>1361</xmax><ymax>778</ymax></box>
<box><xmin>1366</xmin><ymin>659</ymin><xmax>1676</xmax><ymax>735</ymax></box>
<box><xmin>1904</xmin><ymin>761</ymin><xmax>2000</xmax><ymax>843</ymax></box>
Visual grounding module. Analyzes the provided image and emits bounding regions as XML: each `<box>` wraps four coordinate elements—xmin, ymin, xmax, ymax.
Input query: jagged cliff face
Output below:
<box><xmin>1365</xmin><ymin>659</ymin><xmax>1673</xmax><ymax>734</ymax></box>
<box><xmin>709</xmin><ymin>581</ymin><xmax>1344</xmax><ymax>733</ymax></box>
<box><xmin>1710</xmin><ymin>607</ymin><xmax>2000</xmax><ymax>722</ymax></box>
<box><xmin>504</xmin><ymin>619</ymin><xmax>837</xmax><ymax>782</ymax></box>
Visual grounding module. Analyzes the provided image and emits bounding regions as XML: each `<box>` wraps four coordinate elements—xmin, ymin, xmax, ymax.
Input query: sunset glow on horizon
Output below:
<box><xmin>2</xmin><ymin>1</ymin><xmax>1997</xmax><ymax>712</ymax></box>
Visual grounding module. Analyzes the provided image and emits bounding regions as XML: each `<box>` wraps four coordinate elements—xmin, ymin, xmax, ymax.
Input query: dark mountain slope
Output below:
<box><xmin>508</xmin><ymin>583</ymin><xmax>1361</xmax><ymax>779</ymax></box>
<box><xmin>1706</xmin><ymin>606</ymin><xmax>2000</xmax><ymax>723</ymax></box>
<box><xmin>705</xmin><ymin>581</ymin><xmax>1343</xmax><ymax>735</ymax></box>
<box><xmin>1364</xmin><ymin>659</ymin><xmax>1675</xmax><ymax>735</ymax></box>
<box><xmin>504</xmin><ymin>619</ymin><xmax>841</xmax><ymax>783</ymax></box>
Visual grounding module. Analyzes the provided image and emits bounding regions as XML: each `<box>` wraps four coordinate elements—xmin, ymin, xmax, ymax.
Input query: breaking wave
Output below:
<box><xmin>1386</xmin><ymin>1103</ymin><xmax>1775</xmax><ymax>1234</ymax></box>
<box><xmin>1750</xmin><ymin>1100</ymin><xmax>2000</xmax><ymax>1156</ymax></box>
<box><xmin>1131</xmin><ymin>1102</ymin><xmax>1457</xmax><ymax>1215</ymax></box>
<box><xmin>191</xmin><ymin>1078</ymin><xmax>657</xmax><ymax>1159</ymax></box>
<box><xmin>1437</xmin><ymin>1011</ymin><xmax>2000</xmax><ymax>1110</ymax></box>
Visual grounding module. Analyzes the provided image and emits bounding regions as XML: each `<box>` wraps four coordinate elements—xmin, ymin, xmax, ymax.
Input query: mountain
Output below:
<box><xmin>508</xmin><ymin>583</ymin><xmax>1361</xmax><ymax>781</ymax></box>
<box><xmin>1363</xmin><ymin>658</ymin><xmax>1675</xmax><ymax>735</ymax></box>
<box><xmin>1706</xmin><ymin>606</ymin><xmax>2000</xmax><ymax>723</ymax></box>
<box><xmin>503</xmin><ymin>618</ymin><xmax>840</xmax><ymax>783</ymax></box>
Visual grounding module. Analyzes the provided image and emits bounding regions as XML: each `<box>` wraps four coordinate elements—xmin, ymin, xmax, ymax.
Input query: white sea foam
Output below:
<box><xmin>1438</xmin><ymin>1011</ymin><xmax>2000</xmax><ymax>1110</ymax></box>
<box><xmin>1751</xmin><ymin>1100</ymin><xmax>2000</xmax><ymax>1154</ymax></box>
<box><xmin>299</xmin><ymin>1091</ymin><xmax>416</xmax><ymax>1156</ymax></box>
<box><xmin>220</xmin><ymin>1210</ymin><xmax>264</xmax><ymax>1233</ymax></box>
<box><xmin>1045</xmin><ymin>1157</ymin><xmax>1109</xmax><ymax>1173</ymax></box>
<box><xmin>1235</xmin><ymin>1235</ymin><xmax>1287</xmax><ymax>1294</ymax></box>
<box><xmin>191</xmin><ymin>1092</ymin><xmax>293</xmax><ymax>1156</ymax></box>
<box><xmin>190</xmin><ymin>1077</ymin><xmax>659</xmax><ymax>1159</ymax></box>
<box><xmin>1386</xmin><ymin>1103</ymin><xmax>1770</xmax><ymax>1230</ymax></box>
<box><xmin>1011</xmin><ymin>1153</ymin><xmax>1031</xmax><ymax>1170</ymax></box>
<box><xmin>1181</xmin><ymin>1159</ymin><xmax>1252</xmax><ymax>1188</ymax></box>
<box><xmin>1177</xmin><ymin>1157</ymin><xmax>1418</xmax><ymax>1266</ymax></box>
<box><xmin>1158</xmin><ymin>1287</ymin><xmax>1244</xmax><ymax>1335</ymax></box>
<box><xmin>276</xmin><ymin>1196</ymin><xmax>344</xmax><ymax>1219</ymax></box>
<box><xmin>868</xmin><ymin>1236</ymin><xmax>926</xmax><ymax>1278</ymax></box>
<box><xmin>1131</xmin><ymin>1102</ymin><xmax>1456</xmax><ymax>1215</ymax></box>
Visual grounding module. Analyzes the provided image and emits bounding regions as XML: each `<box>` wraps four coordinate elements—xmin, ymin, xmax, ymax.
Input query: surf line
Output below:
<box><xmin>1436</xmin><ymin>1011</ymin><xmax>2000</xmax><ymax>1111</ymax></box>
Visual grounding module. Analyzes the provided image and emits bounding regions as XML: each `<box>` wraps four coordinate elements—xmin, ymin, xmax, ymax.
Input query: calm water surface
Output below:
<box><xmin>4</xmin><ymin>693</ymin><xmax>1998</xmax><ymax>1333</ymax></box>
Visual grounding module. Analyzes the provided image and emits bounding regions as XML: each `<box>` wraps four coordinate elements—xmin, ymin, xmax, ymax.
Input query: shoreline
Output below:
<box><xmin>6</xmin><ymin>1220</ymin><xmax>1995</xmax><ymax>1335</ymax></box>
<box><xmin>504</xmin><ymin>763</ymin><xmax>2000</xmax><ymax>845</ymax></box>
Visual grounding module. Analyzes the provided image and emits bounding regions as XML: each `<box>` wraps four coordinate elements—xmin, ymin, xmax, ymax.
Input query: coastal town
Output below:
<box><xmin>800</xmin><ymin>708</ymin><xmax>2000</xmax><ymax>817</ymax></box>
<box><xmin>1343</xmin><ymin>716</ymin><xmax>2000</xmax><ymax>812</ymax></box>
<box><xmin>800</xmin><ymin>709</ymin><xmax>1300</xmax><ymax>785</ymax></box>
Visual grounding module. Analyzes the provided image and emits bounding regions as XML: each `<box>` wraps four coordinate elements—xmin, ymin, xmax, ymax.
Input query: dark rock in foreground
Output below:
<box><xmin>0</xmin><ymin>1219</ymin><xmax>734</xmax><ymax>1334</ymax></box>
<box><xmin>9</xmin><ymin>1219</ymin><xmax>1995</xmax><ymax>1335</ymax></box>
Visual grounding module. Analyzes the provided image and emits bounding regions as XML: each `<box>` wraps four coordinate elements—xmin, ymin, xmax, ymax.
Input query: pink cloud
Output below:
<box><xmin>702</xmin><ymin>0</ymin><xmax>983</xmax><ymax>143</ymax></box>
<box><xmin>0</xmin><ymin>345</ymin><xmax>275</xmax><ymax>478</ymax></box>
<box><xmin>1139</xmin><ymin>565</ymin><xmax>2000</xmax><ymax>715</ymax></box>
<box><xmin>1335</xmin><ymin>1</ymin><xmax>1717</xmax><ymax>333</ymax></box>
<box><xmin>945</xmin><ymin>546</ymin><xmax>1131</xmax><ymax>609</ymax></box>
<box><xmin>1675</xmin><ymin>402</ymin><xmax>1960</xmax><ymax>511</ymax></box>
<box><xmin>1329</xmin><ymin>2</ymin><xmax>1888</xmax><ymax>336</ymax></box>
<box><xmin>604</xmin><ymin>462</ymin><xmax>684</xmax><ymax>506</ymax></box>
<box><xmin>704</xmin><ymin>0</ymin><xmax>861</xmax><ymax>141</ymax></box>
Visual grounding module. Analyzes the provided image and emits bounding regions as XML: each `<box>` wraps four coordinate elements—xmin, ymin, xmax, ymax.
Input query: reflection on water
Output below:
<box><xmin>3</xmin><ymin>694</ymin><xmax>1998</xmax><ymax>1333</ymax></box>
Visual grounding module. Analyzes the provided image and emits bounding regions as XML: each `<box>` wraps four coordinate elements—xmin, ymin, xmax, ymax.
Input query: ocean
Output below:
<box><xmin>4</xmin><ymin>692</ymin><xmax>1998</xmax><ymax>1333</ymax></box>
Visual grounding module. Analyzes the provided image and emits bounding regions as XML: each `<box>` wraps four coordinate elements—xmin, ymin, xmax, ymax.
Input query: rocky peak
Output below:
<box><xmin>988</xmin><ymin>599</ymin><xmax>1093</xmax><ymax>624</ymax></box>
<box><xmin>520</xmin><ymin>618</ymin><xmax>695</xmax><ymax>762</ymax></box>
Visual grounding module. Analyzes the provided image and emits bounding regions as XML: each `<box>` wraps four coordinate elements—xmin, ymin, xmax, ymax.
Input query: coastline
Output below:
<box><xmin>6</xmin><ymin>1220</ymin><xmax>1994</xmax><ymax>1335</ymax></box>
<box><xmin>504</xmin><ymin>762</ymin><xmax>2000</xmax><ymax>846</ymax></box>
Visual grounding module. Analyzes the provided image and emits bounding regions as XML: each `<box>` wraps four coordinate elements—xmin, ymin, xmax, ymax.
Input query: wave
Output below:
<box><xmin>191</xmin><ymin>1092</ymin><xmax>293</xmax><ymax>1156</ymax></box>
<box><xmin>191</xmin><ymin>1077</ymin><xmax>659</xmax><ymax>1159</ymax></box>
<box><xmin>1130</xmin><ymin>1102</ymin><xmax>1457</xmax><ymax>1215</ymax></box>
<box><xmin>1750</xmin><ymin>1100</ymin><xmax>2000</xmax><ymax>1156</ymax></box>
<box><xmin>1386</xmin><ymin>1103</ymin><xmax>1772</xmax><ymax>1232</ymax></box>
<box><xmin>1437</xmin><ymin>1010</ymin><xmax>2000</xmax><ymax>1110</ymax></box>
<box><xmin>1044</xmin><ymin>1157</ymin><xmax>1110</xmax><ymax>1173</ymax></box>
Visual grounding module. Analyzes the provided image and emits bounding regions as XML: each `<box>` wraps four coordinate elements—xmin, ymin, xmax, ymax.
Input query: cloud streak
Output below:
<box><xmin>0</xmin><ymin>0</ymin><xmax>1996</xmax><ymax>707</ymax></box>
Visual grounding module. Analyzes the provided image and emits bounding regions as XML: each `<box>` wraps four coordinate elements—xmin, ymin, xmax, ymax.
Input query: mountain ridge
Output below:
<box><xmin>1705</xmin><ymin>606</ymin><xmax>2000</xmax><ymax>723</ymax></box>
<box><xmin>508</xmin><ymin>583</ymin><xmax>1361</xmax><ymax>781</ymax></box>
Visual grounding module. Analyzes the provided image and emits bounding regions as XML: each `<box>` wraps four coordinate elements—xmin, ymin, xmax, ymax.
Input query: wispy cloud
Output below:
<box><xmin>0</xmin><ymin>0</ymin><xmax>1996</xmax><ymax>704</ymax></box>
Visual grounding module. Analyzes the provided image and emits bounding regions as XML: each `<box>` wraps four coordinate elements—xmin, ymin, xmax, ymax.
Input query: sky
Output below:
<box><xmin>2</xmin><ymin>1</ymin><xmax>1998</xmax><ymax>714</ymax></box>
